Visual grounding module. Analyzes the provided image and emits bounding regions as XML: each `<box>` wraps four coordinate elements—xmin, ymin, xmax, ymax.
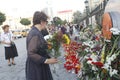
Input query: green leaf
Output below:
<box><xmin>113</xmin><ymin>74</ymin><xmax>120</xmax><ymax>79</ymax></box>
<box><xmin>109</xmin><ymin>36</ymin><xmax>120</xmax><ymax>56</ymax></box>
<box><xmin>20</xmin><ymin>18</ymin><xmax>31</xmax><ymax>26</ymax></box>
<box><xmin>0</xmin><ymin>12</ymin><xmax>6</xmax><ymax>25</ymax></box>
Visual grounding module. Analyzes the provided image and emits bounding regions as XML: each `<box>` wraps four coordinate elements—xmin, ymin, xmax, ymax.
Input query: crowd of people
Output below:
<box><xmin>47</xmin><ymin>23</ymin><xmax>83</xmax><ymax>39</ymax></box>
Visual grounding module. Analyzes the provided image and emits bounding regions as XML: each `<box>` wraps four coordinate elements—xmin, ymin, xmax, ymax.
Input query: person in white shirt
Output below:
<box><xmin>1</xmin><ymin>25</ymin><xmax>18</xmax><ymax>66</ymax></box>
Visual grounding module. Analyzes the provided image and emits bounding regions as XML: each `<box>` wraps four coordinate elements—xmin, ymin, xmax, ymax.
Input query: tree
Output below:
<box><xmin>53</xmin><ymin>17</ymin><xmax>62</xmax><ymax>26</ymax></box>
<box><xmin>62</xmin><ymin>20</ymin><xmax>67</xmax><ymax>25</ymax></box>
<box><xmin>73</xmin><ymin>11</ymin><xmax>82</xmax><ymax>24</ymax></box>
<box><xmin>0</xmin><ymin>12</ymin><xmax>6</xmax><ymax>25</ymax></box>
<box><xmin>20</xmin><ymin>18</ymin><xmax>31</xmax><ymax>26</ymax></box>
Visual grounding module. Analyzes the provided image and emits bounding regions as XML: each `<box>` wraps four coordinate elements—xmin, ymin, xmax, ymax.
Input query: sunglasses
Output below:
<box><xmin>45</xmin><ymin>20</ymin><xmax>48</xmax><ymax>23</ymax></box>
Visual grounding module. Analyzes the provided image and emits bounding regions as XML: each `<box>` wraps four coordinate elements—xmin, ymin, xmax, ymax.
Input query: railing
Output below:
<box><xmin>80</xmin><ymin>0</ymin><xmax>109</xmax><ymax>22</ymax></box>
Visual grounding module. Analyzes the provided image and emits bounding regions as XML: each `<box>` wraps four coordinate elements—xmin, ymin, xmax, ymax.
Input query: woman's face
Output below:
<box><xmin>4</xmin><ymin>27</ymin><xmax>9</xmax><ymax>32</ymax></box>
<box><xmin>41</xmin><ymin>20</ymin><xmax>48</xmax><ymax>30</ymax></box>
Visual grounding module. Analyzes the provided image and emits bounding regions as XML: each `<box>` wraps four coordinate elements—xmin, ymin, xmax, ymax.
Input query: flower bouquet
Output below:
<box><xmin>46</xmin><ymin>31</ymin><xmax>71</xmax><ymax>76</ymax></box>
<box><xmin>47</xmin><ymin>31</ymin><xmax>63</xmax><ymax>58</ymax></box>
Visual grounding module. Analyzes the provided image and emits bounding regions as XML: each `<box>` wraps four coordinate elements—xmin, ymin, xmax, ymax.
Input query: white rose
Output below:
<box><xmin>110</xmin><ymin>28</ymin><xmax>120</xmax><ymax>35</ymax></box>
<box><xmin>44</xmin><ymin>34</ymin><xmax>52</xmax><ymax>40</ymax></box>
<box><xmin>109</xmin><ymin>69</ymin><xmax>118</xmax><ymax>77</ymax></box>
<box><xmin>87</xmin><ymin>60</ymin><xmax>92</xmax><ymax>64</ymax></box>
<box><xmin>102</xmin><ymin>63</ymin><xmax>109</xmax><ymax>70</ymax></box>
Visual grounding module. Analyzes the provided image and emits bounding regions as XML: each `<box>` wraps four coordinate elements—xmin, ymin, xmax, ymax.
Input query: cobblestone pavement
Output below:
<box><xmin>0</xmin><ymin>38</ymin><xmax>78</xmax><ymax>80</ymax></box>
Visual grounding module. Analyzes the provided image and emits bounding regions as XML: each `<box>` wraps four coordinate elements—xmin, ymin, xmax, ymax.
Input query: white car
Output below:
<box><xmin>13</xmin><ymin>34</ymin><xmax>22</xmax><ymax>39</ymax></box>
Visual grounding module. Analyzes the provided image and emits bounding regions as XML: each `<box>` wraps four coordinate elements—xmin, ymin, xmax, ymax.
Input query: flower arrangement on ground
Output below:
<box><xmin>77</xmin><ymin>25</ymin><xmax>120</xmax><ymax>80</ymax></box>
<box><xmin>63</xmin><ymin>41</ymin><xmax>81</xmax><ymax>74</ymax></box>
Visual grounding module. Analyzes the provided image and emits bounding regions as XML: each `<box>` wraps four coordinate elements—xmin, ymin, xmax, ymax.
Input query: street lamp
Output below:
<box><xmin>84</xmin><ymin>0</ymin><xmax>89</xmax><ymax>16</ymax></box>
<box><xmin>84</xmin><ymin>0</ymin><xmax>89</xmax><ymax>26</ymax></box>
<box><xmin>85</xmin><ymin>0</ymin><xmax>89</xmax><ymax>9</ymax></box>
<box><xmin>84</xmin><ymin>0</ymin><xmax>93</xmax><ymax>27</ymax></box>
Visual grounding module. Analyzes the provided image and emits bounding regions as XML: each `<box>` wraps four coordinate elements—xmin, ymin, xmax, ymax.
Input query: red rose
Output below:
<box><xmin>92</xmin><ymin>62</ymin><xmax>104</xmax><ymax>68</ymax></box>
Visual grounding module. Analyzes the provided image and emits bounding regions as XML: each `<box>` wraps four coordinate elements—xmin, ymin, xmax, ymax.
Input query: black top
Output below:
<box><xmin>41</xmin><ymin>28</ymin><xmax>49</xmax><ymax>37</ymax></box>
<box><xmin>61</xmin><ymin>26</ymin><xmax>67</xmax><ymax>34</ymax></box>
<box><xmin>26</xmin><ymin>26</ymin><xmax>53</xmax><ymax>80</ymax></box>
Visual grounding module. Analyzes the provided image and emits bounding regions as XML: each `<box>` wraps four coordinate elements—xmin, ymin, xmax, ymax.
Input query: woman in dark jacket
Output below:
<box><xmin>26</xmin><ymin>11</ymin><xmax>58</xmax><ymax>80</ymax></box>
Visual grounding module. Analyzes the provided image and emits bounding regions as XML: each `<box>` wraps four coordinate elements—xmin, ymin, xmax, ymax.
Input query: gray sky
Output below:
<box><xmin>0</xmin><ymin>0</ymin><xmax>85</xmax><ymax>18</ymax></box>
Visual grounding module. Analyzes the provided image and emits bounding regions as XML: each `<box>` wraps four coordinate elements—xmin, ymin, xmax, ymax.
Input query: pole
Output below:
<box><xmin>90</xmin><ymin>0</ymin><xmax>92</xmax><ymax>26</ymax></box>
<box><xmin>91</xmin><ymin>16</ymin><xmax>92</xmax><ymax>26</ymax></box>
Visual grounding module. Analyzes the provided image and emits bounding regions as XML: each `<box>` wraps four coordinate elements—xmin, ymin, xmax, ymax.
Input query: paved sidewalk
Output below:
<box><xmin>51</xmin><ymin>47</ymin><xmax>77</xmax><ymax>80</ymax></box>
<box><xmin>0</xmin><ymin>38</ymin><xmax>78</xmax><ymax>80</ymax></box>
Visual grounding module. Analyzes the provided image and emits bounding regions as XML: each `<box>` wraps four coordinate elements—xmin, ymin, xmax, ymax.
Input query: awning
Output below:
<box><xmin>109</xmin><ymin>12</ymin><xmax>120</xmax><ymax>31</ymax></box>
<box><xmin>105</xmin><ymin>0</ymin><xmax>120</xmax><ymax>13</ymax></box>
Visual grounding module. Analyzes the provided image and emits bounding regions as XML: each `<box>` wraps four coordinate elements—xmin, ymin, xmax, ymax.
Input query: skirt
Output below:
<box><xmin>5</xmin><ymin>45</ymin><xmax>18</xmax><ymax>60</ymax></box>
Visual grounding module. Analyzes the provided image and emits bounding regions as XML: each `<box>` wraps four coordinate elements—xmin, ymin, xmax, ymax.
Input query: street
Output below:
<box><xmin>0</xmin><ymin>38</ymin><xmax>77</xmax><ymax>80</ymax></box>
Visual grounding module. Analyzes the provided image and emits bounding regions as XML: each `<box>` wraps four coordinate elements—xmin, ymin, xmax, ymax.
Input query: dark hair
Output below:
<box><xmin>41</xmin><ymin>28</ymin><xmax>49</xmax><ymax>37</ymax></box>
<box><xmin>33</xmin><ymin>11</ymin><xmax>48</xmax><ymax>25</ymax></box>
<box><xmin>2</xmin><ymin>25</ymin><xmax>9</xmax><ymax>30</ymax></box>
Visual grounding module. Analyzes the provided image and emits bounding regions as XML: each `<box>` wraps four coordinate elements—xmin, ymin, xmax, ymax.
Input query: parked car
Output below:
<box><xmin>12</xmin><ymin>30</ymin><xmax>22</xmax><ymax>39</ymax></box>
<box><xmin>20</xmin><ymin>29</ymin><xmax>30</xmax><ymax>37</ymax></box>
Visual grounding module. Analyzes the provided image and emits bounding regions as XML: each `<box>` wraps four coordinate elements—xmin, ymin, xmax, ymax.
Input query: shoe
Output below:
<box><xmin>8</xmin><ymin>64</ymin><xmax>11</xmax><ymax>66</ymax></box>
<box><xmin>12</xmin><ymin>63</ymin><xmax>16</xmax><ymax>65</ymax></box>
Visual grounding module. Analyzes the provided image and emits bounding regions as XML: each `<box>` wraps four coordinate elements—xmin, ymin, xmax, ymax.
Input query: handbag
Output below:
<box><xmin>10</xmin><ymin>41</ymin><xmax>15</xmax><ymax>47</ymax></box>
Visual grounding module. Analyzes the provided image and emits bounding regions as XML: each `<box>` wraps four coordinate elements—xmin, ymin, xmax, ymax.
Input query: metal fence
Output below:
<box><xmin>81</xmin><ymin>0</ymin><xmax>109</xmax><ymax>27</ymax></box>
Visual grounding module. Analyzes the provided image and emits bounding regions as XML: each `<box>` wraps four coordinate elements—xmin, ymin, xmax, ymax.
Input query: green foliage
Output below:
<box><xmin>109</xmin><ymin>35</ymin><xmax>120</xmax><ymax>56</ymax></box>
<box><xmin>20</xmin><ymin>18</ymin><xmax>31</xmax><ymax>26</ymax></box>
<box><xmin>82</xmin><ymin>59</ymin><xmax>97</xmax><ymax>80</ymax></box>
<box><xmin>48</xmin><ymin>32</ymin><xmax>63</xmax><ymax>58</ymax></box>
<box><xmin>62</xmin><ymin>20</ymin><xmax>67</xmax><ymax>25</ymax></box>
<box><xmin>53</xmin><ymin>17</ymin><xmax>63</xmax><ymax>26</ymax></box>
<box><xmin>73</xmin><ymin>11</ymin><xmax>82</xmax><ymax>24</ymax></box>
<box><xmin>0</xmin><ymin>12</ymin><xmax>6</xmax><ymax>25</ymax></box>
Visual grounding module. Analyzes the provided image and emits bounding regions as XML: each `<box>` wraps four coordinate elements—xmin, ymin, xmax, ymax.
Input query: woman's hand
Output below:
<box><xmin>45</xmin><ymin>58</ymin><xmax>58</xmax><ymax>64</ymax></box>
<box><xmin>5</xmin><ymin>42</ymin><xmax>11</xmax><ymax>45</ymax></box>
<box><xmin>1</xmin><ymin>41</ymin><xmax>11</xmax><ymax>45</ymax></box>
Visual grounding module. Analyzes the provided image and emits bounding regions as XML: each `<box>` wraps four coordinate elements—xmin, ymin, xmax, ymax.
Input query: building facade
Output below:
<box><xmin>57</xmin><ymin>10</ymin><xmax>73</xmax><ymax>22</ymax></box>
<box><xmin>42</xmin><ymin>7</ymin><xmax>54</xmax><ymax>21</ymax></box>
<box><xmin>88</xmin><ymin>0</ymin><xmax>104</xmax><ymax>12</ymax></box>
